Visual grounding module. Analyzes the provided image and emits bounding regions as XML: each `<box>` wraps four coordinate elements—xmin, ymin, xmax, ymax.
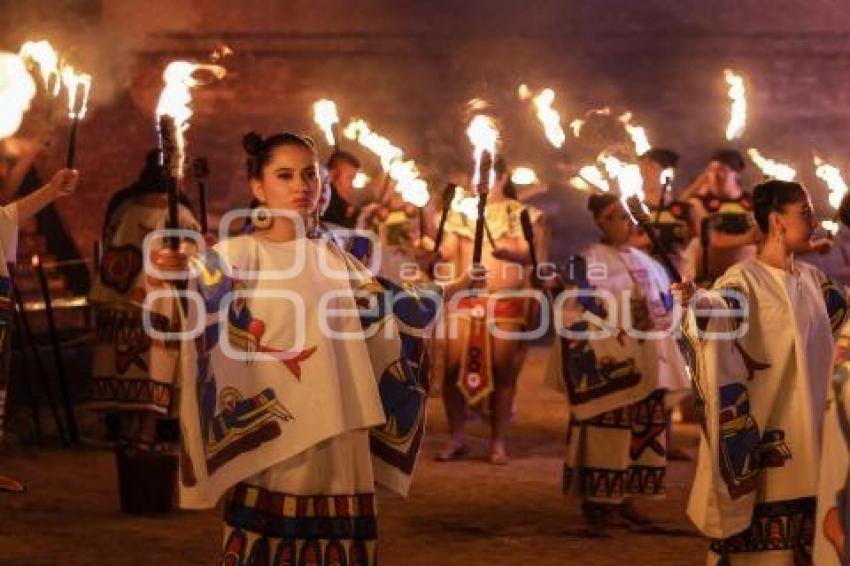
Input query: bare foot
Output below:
<box><xmin>435</xmin><ymin>443</ymin><xmax>471</xmax><ymax>462</ymax></box>
<box><xmin>489</xmin><ymin>445</ymin><xmax>509</xmax><ymax>465</ymax></box>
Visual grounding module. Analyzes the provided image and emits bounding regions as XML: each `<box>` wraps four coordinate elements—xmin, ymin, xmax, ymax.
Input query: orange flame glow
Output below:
<box><xmin>522</xmin><ymin>87</ymin><xmax>566</xmax><ymax>149</ymax></box>
<box><xmin>450</xmin><ymin>185</ymin><xmax>480</xmax><ymax>220</ymax></box>
<box><xmin>0</xmin><ymin>52</ymin><xmax>37</xmax><ymax>139</ymax></box>
<box><xmin>511</xmin><ymin>166</ymin><xmax>538</xmax><ymax>186</ymax></box>
<box><xmin>61</xmin><ymin>65</ymin><xmax>92</xmax><ymax>120</ymax></box>
<box><xmin>724</xmin><ymin>69</ymin><xmax>746</xmax><ymax>141</ymax></box>
<box><xmin>312</xmin><ymin>99</ymin><xmax>339</xmax><ymax>147</ymax></box>
<box><xmin>600</xmin><ymin>153</ymin><xmax>643</xmax><ymax>200</ymax></box>
<box><xmin>18</xmin><ymin>40</ymin><xmax>61</xmax><ymax>96</ymax></box>
<box><xmin>747</xmin><ymin>148</ymin><xmax>796</xmax><ymax>181</ymax></box>
<box><xmin>155</xmin><ymin>61</ymin><xmax>226</xmax><ymax>179</ymax></box>
<box><xmin>814</xmin><ymin>156</ymin><xmax>848</xmax><ymax>209</ymax></box>
<box><xmin>618</xmin><ymin>112</ymin><xmax>651</xmax><ymax>156</ymax></box>
<box><xmin>343</xmin><ymin>118</ymin><xmax>429</xmax><ymax>206</ymax></box>
<box><xmin>466</xmin><ymin>114</ymin><xmax>499</xmax><ymax>189</ymax></box>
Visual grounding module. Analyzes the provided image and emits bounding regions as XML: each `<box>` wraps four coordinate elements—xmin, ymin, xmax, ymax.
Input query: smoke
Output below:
<box><xmin>2</xmin><ymin>0</ymin><xmax>200</xmax><ymax>109</ymax></box>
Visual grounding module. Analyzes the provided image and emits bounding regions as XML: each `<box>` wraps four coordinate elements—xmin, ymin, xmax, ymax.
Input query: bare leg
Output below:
<box><xmin>665</xmin><ymin>408</ymin><xmax>691</xmax><ymax>461</ymax></box>
<box><xmin>489</xmin><ymin>378</ymin><xmax>515</xmax><ymax>464</ymax></box>
<box><xmin>489</xmin><ymin>329</ymin><xmax>524</xmax><ymax>464</ymax></box>
<box><xmin>436</xmin><ymin>367</ymin><xmax>471</xmax><ymax>461</ymax></box>
<box><xmin>137</xmin><ymin>411</ymin><xmax>159</xmax><ymax>446</ymax></box>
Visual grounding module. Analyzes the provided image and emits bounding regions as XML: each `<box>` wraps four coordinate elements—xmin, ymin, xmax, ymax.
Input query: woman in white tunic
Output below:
<box><xmin>154</xmin><ymin>132</ymin><xmax>475</xmax><ymax>565</ymax></box>
<box><xmin>676</xmin><ymin>180</ymin><xmax>848</xmax><ymax>565</ymax></box>
<box><xmin>549</xmin><ymin>193</ymin><xmax>689</xmax><ymax>534</ymax></box>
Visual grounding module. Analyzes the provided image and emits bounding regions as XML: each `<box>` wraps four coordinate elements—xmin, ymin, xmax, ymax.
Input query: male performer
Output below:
<box><xmin>435</xmin><ymin>159</ymin><xmax>548</xmax><ymax>465</ymax></box>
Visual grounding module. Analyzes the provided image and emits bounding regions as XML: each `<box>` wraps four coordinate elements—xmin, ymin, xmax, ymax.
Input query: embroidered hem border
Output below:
<box><xmin>221</xmin><ymin>484</ymin><xmax>377</xmax><ymax>566</ymax></box>
<box><xmin>709</xmin><ymin>496</ymin><xmax>815</xmax><ymax>557</ymax></box>
<box><xmin>87</xmin><ymin>378</ymin><xmax>172</xmax><ymax>413</ymax></box>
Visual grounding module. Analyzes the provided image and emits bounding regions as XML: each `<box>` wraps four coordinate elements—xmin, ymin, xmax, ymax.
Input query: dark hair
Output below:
<box><xmin>839</xmin><ymin>191</ymin><xmax>850</xmax><ymax>229</ymax></box>
<box><xmin>243</xmin><ymin>131</ymin><xmax>316</xmax><ymax>179</ymax></box>
<box><xmin>327</xmin><ymin>150</ymin><xmax>361</xmax><ymax>171</ymax></box>
<box><xmin>642</xmin><ymin>147</ymin><xmax>680</xmax><ymax>169</ymax></box>
<box><xmin>752</xmin><ymin>180</ymin><xmax>806</xmax><ymax>233</ymax></box>
<box><xmin>105</xmin><ymin>149</ymin><xmax>193</xmax><ymax>227</ymax></box>
<box><xmin>587</xmin><ymin>193</ymin><xmax>620</xmax><ymax>218</ymax></box>
<box><xmin>711</xmin><ymin>149</ymin><xmax>746</xmax><ymax>173</ymax></box>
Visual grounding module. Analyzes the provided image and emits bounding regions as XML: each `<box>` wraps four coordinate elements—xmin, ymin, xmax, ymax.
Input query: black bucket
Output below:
<box><xmin>115</xmin><ymin>447</ymin><xmax>178</xmax><ymax>515</ymax></box>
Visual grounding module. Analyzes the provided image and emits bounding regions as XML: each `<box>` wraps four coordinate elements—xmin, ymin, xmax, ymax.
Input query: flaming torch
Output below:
<box><xmin>155</xmin><ymin>61</ymin><xmax>226</xmax><ymax>248</ymax></box>
<box><xmin>466</xmin><ymin>115</ymin><xmax>498</xmax><ymax>264</ymax></box>
<box><xmin>511</xmin><ymin>166</ymin><xmax>538</xmax><ymax>186</ymax></box>
<box><xmin>747</xmin><ymin>148</ymin><xmax>796</xmax><ymax>181</ymax></box>
<box><xmin>528</xmin><ymin>88</ymin><xmax>566</xmax><ymax>149</ymax></box>
<box><xmin>814</xmin><ymin>157</ymin><xmax>848</xmax><ymax>235</ymax></box>
<box><xmin>815</xmin><ymin>157</ymin><xmax>848</xmax><ymax>210</ymax></box>
<box><xmin>18</xmin><ymin>40</ymin><xmax>61</xmax><ymax>96</ymax></box>
<box><xmin>313</xmin><ymin>99</ymin><xmax>340</xmax><ymax>151</ymax></box>
<box><xmin>343</xmin><ymin>118</ymin><xmax>430</xmax><ymax>207</ymax></box>
<box><xmin>61</xmin><ymin>65</ymin><xmax>91</xmax><ymax>168</ymax></box>
<box><xmin>0</xmin><ymin>52</ymin><xmax>37</xmax><ymax>139</ymax></box>
<box><xmin>600</xmin><ymin>153</ymin><xmax>644</xmax><ymax>202</ymax></box>
<box><xmin>618</xmin><ymin>112</ymin><xmax>651</xmax><ymax>156</ymax></box>
<box><xmin>569</xmin><ymin>165</ymin><xmax>610</xmax><ymax>192</ymax></box>
<box><xmin>724</xmin><ymin>69</ymin><xmax>746</xmax><ymax>141</ymax></box>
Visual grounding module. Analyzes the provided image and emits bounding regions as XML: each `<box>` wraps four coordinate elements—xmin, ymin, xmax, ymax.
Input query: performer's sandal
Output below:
<box><xmin>435</xmin><ymin>444</ymin><xmax>471</xmax><ymax>462</ymax></box>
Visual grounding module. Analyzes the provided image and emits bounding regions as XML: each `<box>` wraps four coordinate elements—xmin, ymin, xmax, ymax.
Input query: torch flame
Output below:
<box><xmin>530</xmin><ymin>88</ymin><xmax>566</xmax><ymax>149</ymax></box>
<box><xmin>18</xmin><ymin>40</ymin><xmax>61</xmax><ymax>96</ymax></box>
<box><xmin>747</xmin><ymin>148</ymin><xmax>796</xmax><ymax>181</ymax></box>
<box><xmin>511</xmin><ymin>167</ymin><xmax>538</xmax><ymax>186</ymax></box>
<box><xmin>725</xmin><ymin>69</ymin><xmax>746</xmax><ymax>141</ymax></box>
<box><xmin>618</xmin><ymin>112</ymin><xmax>651</xmax><ymax>156</ymax></box>
<box><xmin>0</xmin><ymin>52</ymin><xmax>37</xmax><ymax>139</ymax></box>
<box><xmin>600</xmin><ymin>153</ymin><xmax>644</xmax><ymax>201</ymax></box>
<box><xmin>450</xmin><ymin>186</ymin><xmax>480</xmax><ymax>220</ymax></box>
<box><xmin>569</xmin><ymin>107</ymin><xmax>611</xmax><ymax>138</ymax></box>
<box><xmin>343</xmin><ymin>119</ymin><xmax>403</xmax><ymax>170</ymax></box>
<box><xmin>822</xmin><ymin>220</ymin><xmax>840</xmax><ymax>236</ymax></box>
<box><xmin>814</xmin><ymin>156</ymin><xmax>848</xmax><ymax>209</ymax></box>
<box><xmin>343</xmin><ymin>118</ymin><xmax>429</xmax><ymax>206</ymax></box>
<box><xmin>466</xmin><ymin>115</ymin><xmax>499</xmax><ymax>188</ymax></box>
<box><xmin>155</xmin><ymin>61</ymin><xmax>226</xmax><ymax>179</ymax></box>
<box><xmin>352</xmin><ymin>171</ymin><xmax>370</xmax><ymax>190</ymax></box>
<box><xmin>572</xmin><ymin>165</ymin><xmax>610</xmax><ymax>192</ymax></box>
<box><xmin>313</xmin><ymin>99</ymin><xmax>339</xmax><ymax>147</ymax></box>
<box><xmin>517</xmin><ymin>84</ymin><xmax>532</xmax><ymax>100</ymax></box>
<box><xmin>61</xmin><ymin>65</ymin><xmax>92</xmax><ymax>120</ymax></box>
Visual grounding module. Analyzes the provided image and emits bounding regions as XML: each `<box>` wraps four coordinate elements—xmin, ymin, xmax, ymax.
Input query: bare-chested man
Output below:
<box><xmin>684</xmin><ymin>149</ymin><xmax>760</xmax><ymax>283</ymax></box>
<box><xmin>434</xmin><ymin>159</ymin><xmax>548</xmax><ymax>465</ymax></box>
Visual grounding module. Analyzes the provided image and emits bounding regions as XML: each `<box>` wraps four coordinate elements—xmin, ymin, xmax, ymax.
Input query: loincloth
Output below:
<box><xmin>448</xmin><ymin>295</ymin><xmax>529</xmax><ymax>406</ymax></box>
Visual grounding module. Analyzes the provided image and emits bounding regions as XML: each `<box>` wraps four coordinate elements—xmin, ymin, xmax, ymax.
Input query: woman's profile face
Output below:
<box><xmin>251</xmin><ymin>144</ymin><xmax>320</xmax><ymax>223</ymax></box>
<box><xmin>774</xmin><ymin>193</ymin><xmax>816</xmax><ymax>252</ymax></box>
<box><xmin>596</xmin><ymin>200</ymin><xmax>633</xmax><ymax>245</ymax></box>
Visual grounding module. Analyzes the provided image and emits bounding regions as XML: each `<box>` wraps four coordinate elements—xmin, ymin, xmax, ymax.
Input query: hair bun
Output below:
<box><xmin>242</xmin><ymin>132</ymin><xmax>264</xmax><ymax>157</ymax></box>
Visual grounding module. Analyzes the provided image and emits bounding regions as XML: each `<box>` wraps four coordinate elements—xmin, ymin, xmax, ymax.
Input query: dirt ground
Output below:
<box><xmin>0</xmin><ymin>346</ymin><xmax>707</xmax><ymax>565</ymax></box>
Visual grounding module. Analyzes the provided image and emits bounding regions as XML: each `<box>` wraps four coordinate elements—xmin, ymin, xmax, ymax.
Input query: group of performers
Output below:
<box><xmin>4</xmin><ymin>116</ymin><xmax>850</xmax><ymax>565</ymax></box>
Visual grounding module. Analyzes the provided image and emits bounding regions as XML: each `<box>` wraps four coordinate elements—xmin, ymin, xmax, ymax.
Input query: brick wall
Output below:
<box><xmin>4</xmin><ymin>0</ymin><xmax>850</xmax><ymax>262</ymax></box>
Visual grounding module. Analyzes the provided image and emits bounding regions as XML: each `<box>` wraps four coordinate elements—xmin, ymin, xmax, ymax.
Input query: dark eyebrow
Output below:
<box><xmin>274</xmin><ymin>167</ymin><xmax>294</xmax><ymax>174</ymax></box>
